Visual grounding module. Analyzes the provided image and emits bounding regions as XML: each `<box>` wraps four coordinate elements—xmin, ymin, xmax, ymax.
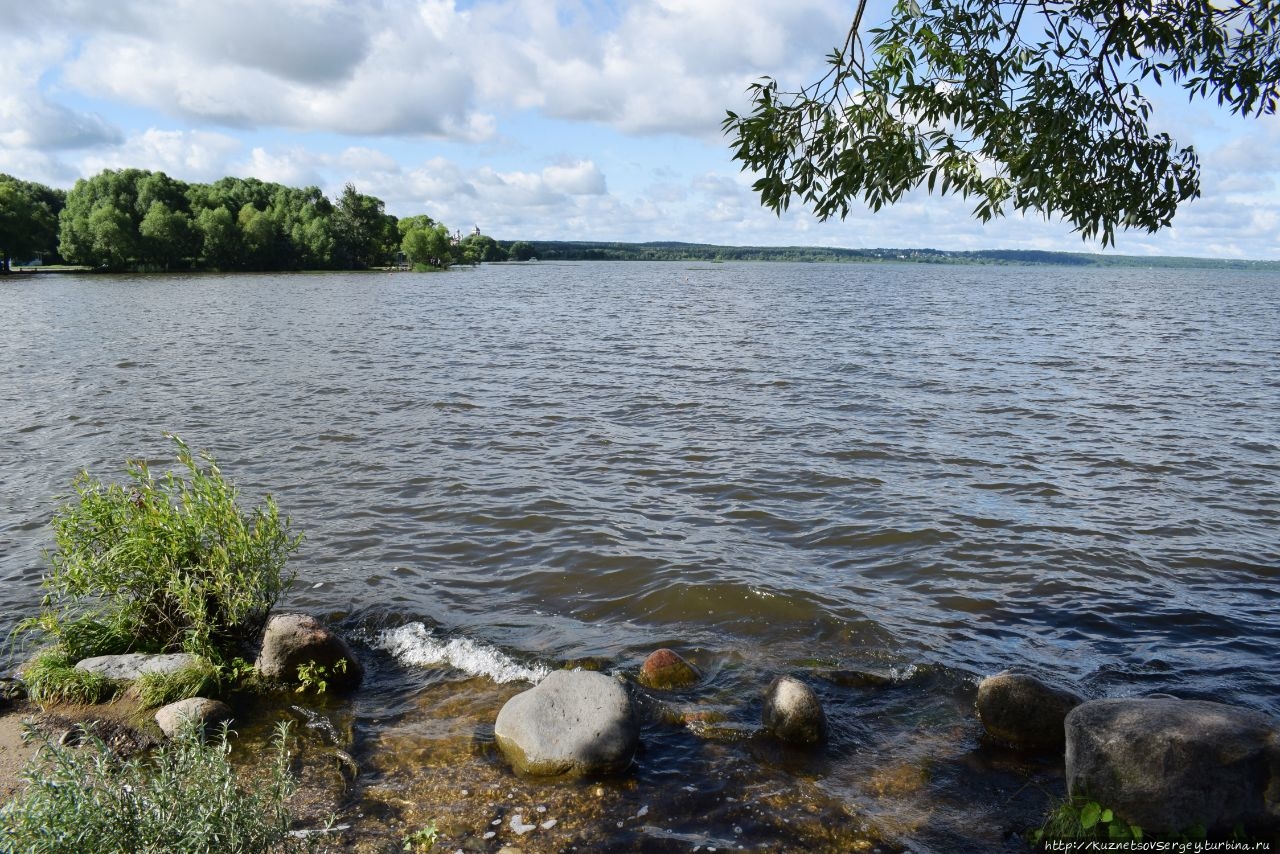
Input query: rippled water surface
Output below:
<box><xmin>2</xmin><ymin>262</ymin><xmax>1278</xmax><ymax>850</ymax></box>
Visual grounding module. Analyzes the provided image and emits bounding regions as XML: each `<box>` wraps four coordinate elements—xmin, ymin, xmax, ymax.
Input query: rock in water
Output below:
<box><xmin>638</xmin><ymin>648</ymin><xmax>701</xmax><ymax>691</ymax></box>
<box><xmin>155</xmin><ymin>697</ymin><xmax>233</xmax><ymax>738</ymax></box>
<box><xmin>762</xmin><ymin>676</ymin><xmax>827</xmax><ymax>746</ymax></box>
<box><xmin>75</xmin><ymin>653</ymin><xmax>202</xmax><ymax>681</ymax></box>
<box><xmin>255</xmin><ymin>613</ymin><xmax>363</xmax><ymax>692</ymax></box>
<box><xmin>1066</xmin><ymin>697</ymin><xmax>1280</xmax><ymax>834</ymax></box>
<box><xmin>976</xmin><ymin>670</ymin><xmax>1082</xmax><ymax>750</ymax></box>
<box><xmin>494</xmin><ymin>670</ymin><xmax>639</xmax><ymax>776</ymax></box>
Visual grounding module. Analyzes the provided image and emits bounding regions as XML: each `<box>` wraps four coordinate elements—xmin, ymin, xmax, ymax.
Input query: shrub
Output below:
<box><xmin>0</xmin><ymin>721</ymin><xmax>317</xmax><ymax>853</ymax></box>
<box><xmin>18</xmin><ymin>435</ymin><xmax>300</xmax><ymax>666</ymax></box>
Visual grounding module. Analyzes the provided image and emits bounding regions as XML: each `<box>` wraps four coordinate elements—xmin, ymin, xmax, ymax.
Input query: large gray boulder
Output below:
<box><xmin>976</xmin><ymin>670</ymin><xmax>1082</xmax><ymax>750</ymax></box>
<box><xmin>762</xmin><ymin>675</ymin><xmax>827</xmax><ymax>746</ymax></box>
<box><xmin>76</xmin><ymin>653</ymin><xmax>202</xmax><ymax>681</ymax></box>
<box><xmin>155</xmin><ymin>697</ymin><xmax>233</xmax><ymax>738</ymax></box>
<box><xmin>255</xmin><ymin>613</ymin><xmax>363</xmax><ymax>692</ymax></box>
<box><xmin>494</xmin><ymin>670</ymin><xmax>638</xmax><ymax>776</ymax></box>
<box><xmin>1066</xmin><ymin>698</ymin><xmax>1280</xmax><ymax>834</ymax></box>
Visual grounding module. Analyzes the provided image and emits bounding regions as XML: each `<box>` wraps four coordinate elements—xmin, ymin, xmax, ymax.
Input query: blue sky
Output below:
<box><xmin>3</xmin><ymin>0</ymin><xmax>1278</xmax><ymax>258</ymax></box>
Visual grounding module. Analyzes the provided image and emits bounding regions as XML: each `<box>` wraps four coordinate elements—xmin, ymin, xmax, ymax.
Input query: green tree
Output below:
<box><xmin>460</xmin><ymin>232</ymin><xmax>507</xmax><ymax>262</ymax></box>
<box><xmin>401</xmin><ymin>223</ymin><xmax>453</xmax><ymax>269</ymax></box>
<box><xmin>507</xmin><ymin>240</ymin><xmax>535</xmax><ymax>262</ymax></box>
<box><xmin>724</xmin><ymin>0</ymin><xmax>1280</xmax><ymax>245</ymax></box>
<box><xmin>0</xmin><ymin>175</ymin><xmax>63</xmax><ymax>272</ymax></box>
<box><xmin>333</xmin><ymin>183</ymin><xmax>396</xmax><ymax>269</ymax></box>
<box><xmin>139</xmin><ymin>201</ymin><xmax>195</xmax><ymax>270</ymax></box>
<box><xmin>195</xmin><ymin>206</ymin><xmax>241</xmax><ymax>270</ymax></box>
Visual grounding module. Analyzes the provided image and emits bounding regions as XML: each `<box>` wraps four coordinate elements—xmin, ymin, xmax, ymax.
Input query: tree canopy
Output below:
<box><xmin>0</xmin><ymin>175</ymin><xmax>64</xmax><ymax>272</ymax></box>
<box><xmin>724</xmin><ymin>0</ymin><xmax>1280</xmax><ymax>245</ymax></box>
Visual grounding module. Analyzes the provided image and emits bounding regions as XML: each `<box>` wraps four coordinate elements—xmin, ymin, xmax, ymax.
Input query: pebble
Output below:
<box><xmin>511</xmin><ymin>814</ymin><xmax>537</xmax><ymax>835</ymax></box>
<box><xmin>483</xmin><ymin>832</ymin><xmax>496</xmax><ymax>840</ymax></box>
<box><xmin>540</xmin><ymin>819</ymin><xmax>557</xmax><ymax>830</ymax></box>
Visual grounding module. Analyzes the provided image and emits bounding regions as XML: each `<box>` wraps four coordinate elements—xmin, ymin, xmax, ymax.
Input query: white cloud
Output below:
<box><xmin>79</xmin><ymin>129</ymin><xmax>243</xmax><ymax>181</ymax></box>
<box><xmin>0</xmin><ymin>33</ymin><xmax>122</xmax><ymax>150</ymax></box>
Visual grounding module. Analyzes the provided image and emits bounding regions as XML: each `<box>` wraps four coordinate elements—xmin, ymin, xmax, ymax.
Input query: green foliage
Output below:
<box><xmin>294</xmin><ymin>658</ymin><xmax>348</xmax><ymax>695</ymax></box>
<box><xmin>724</xmin><ymin>0</ymin><xmax>1280</xmax><ymax>245</ymax></box>
<box><xmin>0</xmin><ymin>721</ymin><xmax>315</xmax><ymax>853</ymax></box>
<box><xmin>21</xmin><ymin>649</ymin><xmax>117</xmax><ymax>707</ymax></box>
<box><xmin>401</xmin><ymin>223</ymin><xmax>453</xmax><ymax>269</ymax></box>
<box><xmin>134</xmin><ymin>658</ymin><xmax>223</xmax><ymax>708</ymax></box>
<box><xmin>1029</xmin><ymin>796</ymin><xmax>1262</xmax><ymax>845</ymax></box>
<box><xmin>0</xmin><ymin>175</ymin><xmax>64</xmax><ymax>271</ymax></box>
<box><xmin>507</xmin><ymin>240</ymin><xmax>535</xmax><ymax>261</ymax></box>
<box><xmin>403</xmin><ymin>822</ymin><xmax>439</xmax><ymax>852</ymax></box>
<box><xmin>1031</xmin><ymin>797</ymin><xmax>1143</xmax><ymax>844</ymax></box>
<box><xmin>20</xmin><ymin>435</ymin><xmax>300</xmax><ymax>666</ymax></box>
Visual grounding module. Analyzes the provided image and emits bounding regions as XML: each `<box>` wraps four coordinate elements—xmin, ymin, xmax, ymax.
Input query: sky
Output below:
<box><xmin>2</xmin><ymin>0</ymin><xmax>1278</xmax><ymax>259</ymax></box>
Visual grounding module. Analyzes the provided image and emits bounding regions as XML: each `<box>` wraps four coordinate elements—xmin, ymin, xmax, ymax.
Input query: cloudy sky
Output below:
<box><xmin>3</xmin><ymin>0</ymin><xmax>1278</xmax><ymax>258</ymax></box>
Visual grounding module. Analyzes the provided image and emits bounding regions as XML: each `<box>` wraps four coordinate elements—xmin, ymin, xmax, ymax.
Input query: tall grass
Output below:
<box><xmin>0</xmin><ymin>721</ymin><xmax>319</xmax><ymax>853</ymax></box>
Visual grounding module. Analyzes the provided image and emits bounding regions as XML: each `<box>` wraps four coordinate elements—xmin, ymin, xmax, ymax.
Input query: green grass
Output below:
<box><xmin>0</xmin><ymin>721</ymin><xmax>318</xmax><ymax>853</ymax></box>
<box><xmin>21</xmin><ymin>649</ymin><xmax>118</xmax><ymax>707</ymax></box>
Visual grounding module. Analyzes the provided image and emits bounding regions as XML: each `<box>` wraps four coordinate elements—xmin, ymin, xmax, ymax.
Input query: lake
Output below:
<box><xmin>2</xmin><ymin>262</ymin><xmax>1277</xmax><ymax>850</ymax></box>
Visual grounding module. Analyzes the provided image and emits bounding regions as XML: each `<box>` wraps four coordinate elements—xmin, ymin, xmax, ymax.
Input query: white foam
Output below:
<box><xmin>376</xmin><ymin>622</ymin><xmax>550</xmax><ymax>684</ymax></box>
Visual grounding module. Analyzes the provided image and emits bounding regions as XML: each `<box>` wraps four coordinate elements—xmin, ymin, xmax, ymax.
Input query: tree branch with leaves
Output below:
<box><xmin>724</xmin><ymin>0</ymin><xmax>1279</xmax><ymax>245</ymax></box>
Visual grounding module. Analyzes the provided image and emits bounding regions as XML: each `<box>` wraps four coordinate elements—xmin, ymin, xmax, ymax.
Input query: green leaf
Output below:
<box><xmin>1080</xmin><ymin>802</ymin><xmax>1102</xmax><ymax>829</ymax></box>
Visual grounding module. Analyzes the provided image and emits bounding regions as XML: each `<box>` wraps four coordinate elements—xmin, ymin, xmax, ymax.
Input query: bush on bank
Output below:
<box><xmin>0</xmin><ymin>721</ymin><xmax>315</xmax><ymax>853</ymax></box>
<box><xmin>15</xmin><ymin>435</ymin><xmax>300</xmax><ymax>705</ymax></box>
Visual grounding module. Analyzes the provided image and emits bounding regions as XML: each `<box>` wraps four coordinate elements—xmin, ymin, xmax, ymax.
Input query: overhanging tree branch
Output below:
<box><xmin>724</xmin><ymin>0</ymin><xmax>1278</xmax><ymax>245</ymax></box>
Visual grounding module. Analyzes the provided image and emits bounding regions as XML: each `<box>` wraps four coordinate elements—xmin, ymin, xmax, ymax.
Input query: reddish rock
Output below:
<box><xmin>638</xmin><ymin>648</ymin><xmax>701</xmax><ymax>691</ymax></box>
<box><xmin>255</xmin><ymin>613</ymin><xmax>363</xmax><ymax>693</ymax></box>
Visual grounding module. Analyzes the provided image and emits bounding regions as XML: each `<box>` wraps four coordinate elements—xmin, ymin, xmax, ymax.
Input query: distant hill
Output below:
<box><xmin>522</xmin><ymin>241</ymin><xmax>1280</xmax><ymax>270</ymax></box>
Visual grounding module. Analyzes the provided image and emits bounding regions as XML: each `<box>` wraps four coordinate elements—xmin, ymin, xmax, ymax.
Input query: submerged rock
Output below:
<box><xmin>637</xmin><ymin>648</ymin><xmax>701</xmax><ymax>691</ymax></box>
<box><xmin>75</xmin><ymin>653</ymin><xmax>201</xmax><ymax>682</ymax></box>
<box><xmin>976</xmin><ymin>670</ymin><xmax>1082</xmax><ymax>750</ymax></box>
<box><xmin>155</xmin><ymin>697</ymin><xmax>233</xmax><ymax>738</ymax></box>
<box><xmin>255</xmin><ymin>613</ymin><xmax>363</xmax><ymax>693</ymax></box>
<box><xmin>1066</xmin><ymin>697</ymin><xmax>1280</xmax><ymax>834</ymax></box>
<box><xmin>762</xmin><ymin>675</ymin><xmax>827</xmax><ymax>746</ymax></box>
<box><xmin>494</xmin><ymin>669</ymin><xmax>639</xmax><ymax>776</ymax></box>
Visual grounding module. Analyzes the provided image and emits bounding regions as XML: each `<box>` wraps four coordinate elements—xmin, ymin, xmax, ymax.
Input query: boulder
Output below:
<box><xmin>255</xmin><ymin>613</ymin><xmax>363</xmax><ymax>692</ymax></box>
<box><xmin>494</xmin><ymin>669</ymin><xmax>639</xmax><ymax>776</ymax></box>
<box><xmin>976</xmin><ymin>670</ymin><xmax>1082</xmax><ymax>750</ymax></box>
<box><xmin>762</xmin><ymin>675</ymin><xmax>827</xmax><ymax>746</ymax></box>
<box><xmin>638</xmin><ymin>648</ymin><xmax>701</xmax><ymax>691</ymax></box>
<box><xmin>155</xmin><ymin>697</ymin><xmax>233</xmax><ymax>738</ymax></box>
<box><xmin>1065</xmin><ymin>697</ymin><xmax>1280</xmax><ymax>834</ymax></box>
<box><xmin>75</xmin><ymin>653</ymin><xmax>202</xmax><ymax>681</ymax></box>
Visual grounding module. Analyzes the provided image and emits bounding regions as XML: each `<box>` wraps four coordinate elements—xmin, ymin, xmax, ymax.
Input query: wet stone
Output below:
<box><xmin>637</xmin><ymin>648</ymin><xmax>701</xmax><ymax>691</ymax></box>
<box><xmin>255</xmin><ymin>613</ymin><xmax>363</xmax><ymax>693</ymax></box>
<box><xmin>976</xmin><ymin>670</ymin><xmax>1082</xmax><ymax>751</ymax></box>
<box><xmin>494</xmin><ymin>670</ymin><xmax>639</xmax><ymax>777</ymax></box>
<box><xmin>1066</xmin><ymin>697</ymin><xmax>1280</xmax><ymax>834</ymax></box>
<box><xmin>762</xmin><ymin>675</ymin><xmax>827</xmax><ymax>746</ymax></box>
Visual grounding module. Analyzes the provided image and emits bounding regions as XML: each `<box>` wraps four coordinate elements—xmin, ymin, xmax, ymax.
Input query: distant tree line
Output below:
<box><xmin>526</xmin><ymin>241</ymin><xmax>1280</xmax><ymax>270</ymax></box>
<box><xmin>0</xmin><ymin>170</ymin><xmax>531</xmax><ymax>273</ymax></box>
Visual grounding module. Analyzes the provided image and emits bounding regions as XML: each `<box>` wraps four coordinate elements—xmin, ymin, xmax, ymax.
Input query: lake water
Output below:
<box><xmin>2</xmin><ymin>262</ymin><xmax>1277</xmax><ymax>850</ymax></box>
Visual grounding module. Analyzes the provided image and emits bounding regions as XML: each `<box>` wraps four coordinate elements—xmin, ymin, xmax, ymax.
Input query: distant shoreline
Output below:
<box><xmin>521</xmin><ymin>240</ymin><xmax>1280</xmax><ymax>270</ymax></box>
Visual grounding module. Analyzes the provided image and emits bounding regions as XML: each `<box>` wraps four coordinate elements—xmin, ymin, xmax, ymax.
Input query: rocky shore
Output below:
<box><xmin>3</xmin><ymin>615</ymin><xmax>1278</xmax><ymax>851</ymax></box>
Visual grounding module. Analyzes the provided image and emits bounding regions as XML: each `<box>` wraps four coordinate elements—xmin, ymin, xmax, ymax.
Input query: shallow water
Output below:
<box><xmin>2</xmin><ymin>262</ymin><xmax>1277</xmax><ymax>850</ymax></box>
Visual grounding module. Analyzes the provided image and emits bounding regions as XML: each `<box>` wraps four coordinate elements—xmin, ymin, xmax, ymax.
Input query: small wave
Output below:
<box><xmin>375</xmin><ymin>622</ymin><xmax>549</xmax><ymax>684</ymax></box>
